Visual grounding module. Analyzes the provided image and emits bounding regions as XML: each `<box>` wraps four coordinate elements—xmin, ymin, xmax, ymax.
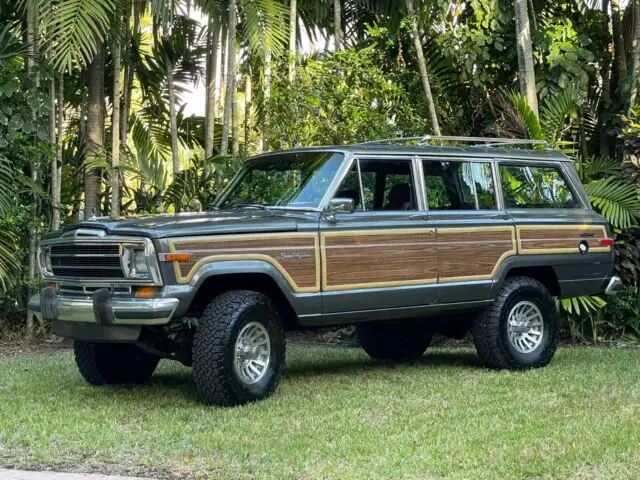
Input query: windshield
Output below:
<box><xmin>217</xmin><ymin>152</ymin><xmax>345</xmax><ymax>210</ymax></box>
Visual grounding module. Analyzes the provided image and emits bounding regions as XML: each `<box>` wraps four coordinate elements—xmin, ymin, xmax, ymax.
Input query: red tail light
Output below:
<box><xmin>600</xmin><ymin>239</ymin><xmax>614</xmax><ymax>247</ymax></box>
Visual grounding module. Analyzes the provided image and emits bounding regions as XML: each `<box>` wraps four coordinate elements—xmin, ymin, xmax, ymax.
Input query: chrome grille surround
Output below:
<box><xmin>38</xmin><ymin>233</ymin><xmax>162</xmax><ymax>286</ymax></box>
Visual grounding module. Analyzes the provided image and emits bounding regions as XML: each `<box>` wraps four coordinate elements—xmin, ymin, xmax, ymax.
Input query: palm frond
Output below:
<box><xmin>40</xmin><ymin>0</ymin><xmax>118</xmax><ymax>72</ymax></box>
<box><xmin>583</xmin><ymin>156</ymin><xmax>622</xmax><ymax>180</ymax></box>
<box><xmin>539</xmin><ymin>84</ymin><xmax>584</xmax><ymax>145</ymax></box>
<box><xmin>239</xmin><ymin>0</ymin><xmax>289</xmax><ymax>55</ymax></box>
<box><xmin>507</xmin><ymin>91</ymin><xmax>544</xmax><ymax>140</ymax></box>
<box><xmin>560</xmin><ymin>295</ymin><xmax>606</xmax><ymax>316</ymax></box>
<box><xmin>0</xmin><ymin>154</ymin><xmax>12</xmax><ymax>214</ymax></box>
<box><xmin>584</xmin><ymin>177</ymin><xmax>640</xmax><ymax>229</ymax></box>
<box><xmin>0</xmin><ymin>20</ymin><xmax>26</xmax><ymax>63</ymax></box>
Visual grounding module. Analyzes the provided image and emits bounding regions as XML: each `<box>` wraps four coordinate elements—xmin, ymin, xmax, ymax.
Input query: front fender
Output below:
<box><xmin>188</xmin><ymin>259</ymin><xmax>321</xmax><ymax>317</ymax></box>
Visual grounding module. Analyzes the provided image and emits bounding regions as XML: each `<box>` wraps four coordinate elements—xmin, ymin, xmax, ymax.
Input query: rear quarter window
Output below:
<box><xmin>499</xmin><ymin>164</ymin><xmax>579</xmax><ymax>208</ymax></box>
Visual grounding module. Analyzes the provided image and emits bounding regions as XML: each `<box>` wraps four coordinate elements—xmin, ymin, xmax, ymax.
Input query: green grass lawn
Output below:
<box><xmin>0</xmin><ymin>346</ymin><xmax>639</xmax><ymax>479</ymax></box>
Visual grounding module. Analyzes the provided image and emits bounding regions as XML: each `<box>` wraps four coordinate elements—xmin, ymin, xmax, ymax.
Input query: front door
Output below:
<box><xmin>420</xmin><ymin>157</ymin><xmax>516</xmax><ymax>303</ymax></box>
<box><xmin>320</xmin><ymin>156</ymin><xmax>437</xmax><ymax>315</ymax></box>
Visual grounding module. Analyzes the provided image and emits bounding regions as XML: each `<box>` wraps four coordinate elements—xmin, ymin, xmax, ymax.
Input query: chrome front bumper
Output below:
<box><xmin>28</xmin><ymin>290</ymin><xmax>179</xmax><ymax>325</ymax></box>
<box><xmin>605</xmin><ymin>276</ymin><xmax>623</xmax><ymax>296</ymax></box>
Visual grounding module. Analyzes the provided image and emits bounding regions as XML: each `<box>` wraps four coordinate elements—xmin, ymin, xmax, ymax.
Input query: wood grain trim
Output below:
<box><xmin>167</xmin><ymin>232</ymin><xmax>321</xmax><ymax>293</ymax></box>
<box><xmin>516</xmin><ymin>224</ymin><xmax>611</xmax><ymax>255</ymax></box>
<box><xmin>320</xmin><ymin>228</ymin><xmax>437</xmax><ymax>292</ymax></box>
<box><xmin>436</xmin><ymin>226</ymin><xmax>517</xmax><ymax>283</ymax></box>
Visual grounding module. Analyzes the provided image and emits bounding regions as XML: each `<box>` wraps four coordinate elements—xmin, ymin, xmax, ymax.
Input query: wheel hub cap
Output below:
<box><xmin>507</xmin><ymin>301</ymin><xmax>544</xmax><ymax>354</ymax></box>
<box><xmin>234</xmin><ymin>322</ymin><xmax>271</xmax><ymax>384</ymax></box>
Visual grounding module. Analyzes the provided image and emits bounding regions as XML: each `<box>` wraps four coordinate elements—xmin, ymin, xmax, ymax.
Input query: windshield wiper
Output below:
<box><xmin>227</xmin><ymin>203</ymin><xmax>267</xmax><ymax>210</ymax></box>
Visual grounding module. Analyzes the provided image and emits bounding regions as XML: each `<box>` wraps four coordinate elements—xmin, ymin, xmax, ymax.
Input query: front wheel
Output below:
<box><xmin>74</xmin><ymin>341</ymin><xmax>159</xmax><ymax>385</ymax></box>
<box><xmin>472</xmin><ymin>276</ymin><xmax>558</xmax><ymax>370</ymax></box>
<box><xmin>192</xmin><ymin>290</ymin><xmax>285</xmax><ymax>406</ymax></box>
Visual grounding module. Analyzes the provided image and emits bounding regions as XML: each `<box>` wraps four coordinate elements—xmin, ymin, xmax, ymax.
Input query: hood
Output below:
<box><xmin>55</xmin><ymin>210</ymin><xmax>318</xmax><ymax>239</ymax></box>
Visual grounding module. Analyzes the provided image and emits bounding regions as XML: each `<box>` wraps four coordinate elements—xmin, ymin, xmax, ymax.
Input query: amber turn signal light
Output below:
<box><xmin>165</xmin><ymin>253</ymin><xmax>192</xmax><ymax>262</ymax></box>
<box><xmin>135</xmin><ymin>286</ymin><xmax>158</xmax><ymax>298</ymax></box>
<box><xmin>48</xmin><ymin>282</ymin><xmax>58</xmax><ymax>290</ymax></box>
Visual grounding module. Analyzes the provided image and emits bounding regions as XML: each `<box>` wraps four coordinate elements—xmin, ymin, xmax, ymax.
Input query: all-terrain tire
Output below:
<box><xmin>192</xmin><ymin>290</ymin><xmax>285</xmax><ymax>406</ymax></box>
<box><xmin>74</xmin><ymin>341</ymin><xmax>160</xmax><ymax>385</ymax></box>
<box><xmin>357</xmin><ymin>323</ymin><xmax>432</xmax><ymax>360</ymax></box>
<box><xmin>472</xmin><ymin>276</ymin><xmax>558</xmax><ymax>370</ymax></box>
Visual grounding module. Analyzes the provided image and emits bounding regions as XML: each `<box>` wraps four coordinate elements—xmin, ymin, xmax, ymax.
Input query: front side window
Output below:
<box><xmin>218</xmin><ymin>152</ymin><xmax>344</xmax><ymax>209</ymax></box>
<box><xmin>500</xmin><ymin>164</ymin><xmax>578</xmax><ymax>208</ymax></box>
<box><xmin>333</xmin><ymin>158</ymin><xmax>417</xmax><ymax>211</ymax></box>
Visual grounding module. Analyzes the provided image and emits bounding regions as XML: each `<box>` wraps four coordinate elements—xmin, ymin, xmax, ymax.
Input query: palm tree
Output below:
<box><xmin>85</xmin><ymin>50</ymin><xmax>105</xmax><ymax>217</ymax></box>
<box><xmin>405</xmin><ymin>0</ymin><xmax>440</xmax><ymax>135</ymax></box>
<box><xmin>514</xmin><ymin>0</ymin><xmax>538</xmax><ymax>116</ymax></box>
<box><xmin>333</xmin><ymin>0</ymin><xmax>343</xmax><ymax>51</ymax></box>
<box><xmin>288</xmin><ymin>0</ymin><xmax>296</xmax><ymax>82</ymax></box>
<box><xmin>111</xmin><ymin>15</ymin><xmax>122</xmax><ymax>216</ymax></box>
<box><xmin>220</xmin><ymin>0</ymin><xmax>236</xmax><ymax>155</ymax></box>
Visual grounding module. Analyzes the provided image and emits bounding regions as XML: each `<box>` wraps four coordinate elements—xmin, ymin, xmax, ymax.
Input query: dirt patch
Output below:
<box><xmin>0</xmin><ymin>337</ymin><xmax>72</xmax><ymax>359</ymax></box>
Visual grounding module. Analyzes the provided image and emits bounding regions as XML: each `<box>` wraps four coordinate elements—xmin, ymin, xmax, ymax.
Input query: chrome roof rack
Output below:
<box><xmin>358</xmin><ymin>135</ymin><xmax>549</xmax><ymax>149</ymax></box>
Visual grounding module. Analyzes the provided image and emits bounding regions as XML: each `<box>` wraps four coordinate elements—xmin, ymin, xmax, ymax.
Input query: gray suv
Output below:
<box><xmin>29</xmin><ymin>137</ymin><xmax>622</xmax><ymax>405</ymax></box>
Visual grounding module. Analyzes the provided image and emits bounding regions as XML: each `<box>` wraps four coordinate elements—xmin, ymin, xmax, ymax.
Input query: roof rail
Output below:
<box><xmin>358</xmin><ymin>135</ymin><xmax>549</xmax><ymax>149</ymax></box>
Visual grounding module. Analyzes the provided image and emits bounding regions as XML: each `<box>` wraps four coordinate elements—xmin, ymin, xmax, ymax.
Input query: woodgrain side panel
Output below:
<box><xmin>436</xmin><ymin>227</ymin><xmax>516</xmax><ymax>282</ymax></box>
<box><xmin>168</xmin><ymin>233</ymin><xmax>320</xmax><ymax>292</ymax></box>
<box><xmin>321</xmin><ymin>229</ymin><xmax>438</xmax><ymax>291</ymax></box>
<box><xmin>517</xmin><ymin>225</ymin><xmax>611</xmax><ymax>255</ymax></box>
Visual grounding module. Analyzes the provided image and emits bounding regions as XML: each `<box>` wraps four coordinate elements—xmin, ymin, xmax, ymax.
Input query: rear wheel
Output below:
<box><xmin>192</xmin><ymin>290</ymin><xmax>285</xmax><ymax>406</ymax></box>
<box><xmin>357</xmin><ymin>323</ymin><xmax>432</xmax><ymax>360</ymax></box>
<box><xmin>472</xmin><ymin>276</ymin><xmax>558</xmax><ymax>370</ymax></box>
<box><xmin>74</xmin><ymin>341</ymin><xmax>159</xmax><ymax>385</ymax></box>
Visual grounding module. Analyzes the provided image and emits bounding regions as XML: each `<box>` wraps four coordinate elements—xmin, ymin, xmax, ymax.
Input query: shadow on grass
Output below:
<box><xmin>285</xmin><ymin>349</ymin><xmax>483</xmax><ymax>378</ymax></box>
<box><xmin>71</xmin><ymin>349</ymin><xmax>484</xmax><ymax>405</ymax></box>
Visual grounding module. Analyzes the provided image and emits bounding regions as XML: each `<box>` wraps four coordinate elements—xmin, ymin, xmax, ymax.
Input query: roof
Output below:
<box><xmin>250</xmin><ymin>143</ymin><xmax>570</xmax><ymax>162</ymax></box>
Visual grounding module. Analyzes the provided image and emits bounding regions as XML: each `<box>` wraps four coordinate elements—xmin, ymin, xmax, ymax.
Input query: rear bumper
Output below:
<box><xmin>604</xmin><ymin>276</ymin><xmax>624</xmax><ymax>295</ymax></box>
<box><xmin>28</xmin><ymin>288</ymin><xmax>179</xmax><ymax>325</ymax></box>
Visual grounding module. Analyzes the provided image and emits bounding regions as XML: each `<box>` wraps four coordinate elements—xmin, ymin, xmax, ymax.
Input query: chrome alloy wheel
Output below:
<box><xmin>234</xmin><ymin>321</ymin><xmax>271</xmax><ymax>384</ymax></box>
<box><xmin>506</xmin><ymin>301</ymin><xmax>544</xmax><ymax>354</ymax></box>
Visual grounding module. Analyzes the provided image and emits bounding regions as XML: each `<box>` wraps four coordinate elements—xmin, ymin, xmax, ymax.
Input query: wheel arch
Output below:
<box><xmin>491</xmin><ymin>258</ymin><xmax>561</xmax><ymax>299</ymax></box>
<box><xmin>188</xmin><ymin>269</ymin><xmax>302</xmax><ymax>330</ymax></box>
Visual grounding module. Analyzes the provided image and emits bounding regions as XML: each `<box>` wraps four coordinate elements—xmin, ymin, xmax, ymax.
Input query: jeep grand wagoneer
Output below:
<box><xmin>30</xmin><ymin>136</ymin><xmax>622</xmax><ymax>405</ymax></box>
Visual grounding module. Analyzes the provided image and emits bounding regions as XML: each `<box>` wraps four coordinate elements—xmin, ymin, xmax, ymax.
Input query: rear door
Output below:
<box><xmin>419</xmin><ymin>156</ymin><xmax>516</xmax><ymax>303</ymax></box>
<box><xmin>320</xmin><ymin>155</ymin><xmax>438</xmax><ymax>315</ymax></box>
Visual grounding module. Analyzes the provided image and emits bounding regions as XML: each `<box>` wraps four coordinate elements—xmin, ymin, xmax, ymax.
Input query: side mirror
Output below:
<box><xmin>329</xmin><ymin>197</ymin><xmax>355</xmax><ymax>214</ymax></box>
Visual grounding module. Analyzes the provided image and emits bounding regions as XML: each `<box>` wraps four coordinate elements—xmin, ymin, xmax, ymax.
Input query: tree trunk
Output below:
<box><xmin>220</xmin><ymin>1</ymin><xmax>236</xmax><ymax>156</ymax></box>
<box><xmin>514</xmin><ymin>0</ymin><xmax>539</xmax><ymax>117</ymax></box>
<box><xmin>600</xmin><ymin>0</ymin><xmax>613</xmax><ymax>157</ymax></box>
<box><xmin>405</xmin><ymin>0</ymin><xmax>441</xmax><ymax>135</ymax></box>
<box><xmin>288</xmin><ymin>0</ymin><xmax>297</xmax><ymax>82</ymax></box>
<box><xmin>334</xmin><ymin>0</ymin><xmax>343</xmax><ymax>51</ymax></box>
<box><xmin>629</xmin><ymin>0</ymin><xmax>640</xmax><ymax>108</ymax></box>
<box><xmin>49</xmin><ymin>79</ymin><xmax>58</xmax><ymax>230</ymax></box>
<box><xmin>120</xmin><ymin>0</ymin><xmax>135</xmax><ymax>145</ymax></box>
<box><xmin>85</xmin><ymin>52</ymin><xmax>105</xmax><ymax>218</ymax></box>
<box><xmin>232</xmin><ymin>49</ymin><xmax>239</xmax><ymax>156</ymax></box>
<box><xmin>111</xmin><ymin>32</ymin><xmax>121</xmax><ymax>216</ymax></box>
<box><xmin>611</xmin><ymin>0</ymin><xmax>627</xmax><ymax>104</ymax></box>
<box><xmin>167</xmin><ymin>51</ymin><xmax>180</xmax><ymax>174</ymax></box>
<box><xmin>244</xmin><ymin>70</ymin><xmax>252</xmax><ymax>153</ymax></box>
<box><xmin>55</xmin><ymin>74</ymin><xmax>63</xmax><ymax>227</ymax></box>
<box><xmin>25</xmin><ymin>3</ymin><xmax>39</xmax><ymax>338</ymax></box>
<box><xmin>205</xmin><ymin>18</ymin><xmax>220</xmax><ymax>158</ymax></box>
<box><xmin>262</xmin><ymin>50</ymin><xmax>272</xmax><ymax>152</ymax></box>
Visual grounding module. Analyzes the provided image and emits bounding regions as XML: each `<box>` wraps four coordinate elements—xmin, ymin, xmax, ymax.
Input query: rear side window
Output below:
<box><xmin>499</xmin><ymin>164</ymin><xmax>578</xmax><ymax>208</ymax></box>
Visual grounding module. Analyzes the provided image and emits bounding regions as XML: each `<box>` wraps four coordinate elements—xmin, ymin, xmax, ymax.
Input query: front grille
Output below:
<box><xmin>49</xmin><ymin>243</ymin><xmax>125</xmax><ymax>279</ymax></box>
